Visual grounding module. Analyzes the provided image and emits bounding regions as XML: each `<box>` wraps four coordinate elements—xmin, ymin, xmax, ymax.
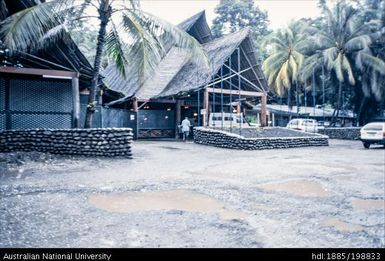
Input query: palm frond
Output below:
<box><xmin>279</xmin><ymin>60</ymin><xmax>290</xmax><ymax>88</ymax></box>
<box><xmin>324</xmin><ymin>47</ymin><xmax>338</xmax><ymax>70</ymax></box>
<box><xmin>120</xmin><ymin>11</ymin><xmax>164</xmax><ymax>84</ymax></box>
<box><xmin>300</xmin><ymin>53</ymin><xmax>322</xmax><ymax>82</ymax></box>
<box><xmin>342</xmin><ymin>55</ymin><xmax>355</xmax><ymax>85</ymax></box>
<box><xmin>0</xmin><ymin>0</ymin><xmax>76</xmax><ymax>53</ymax></box>
<box><xmin>132</xmin><ymin>10</ymin><xmax>210</xmax><ymax>70</ymax></box>
<box><xmin>334</xmin><ymin>53</ymin><xmax>344</xmax><ymax>82</ymax></box>
<box><xmin>105</xmin><ymin>21</ymin><xmax>128</xmax><ymax>78</ymax></box>
<box><xmin>345</xmin><ymin>35</ymin><xmax>371</xmax><ymax>52</ymax></box>
<box><xmin>361</xmin><ymin>52</ymin><xmax>385</xmax><ymax>75</ymax></box>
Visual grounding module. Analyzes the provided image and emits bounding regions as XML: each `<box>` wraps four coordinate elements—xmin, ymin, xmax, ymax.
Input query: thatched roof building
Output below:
<box><xmin>104</xmin><ymin>11</ymin><xmax>268</xmax><ymax>106</ymax></box>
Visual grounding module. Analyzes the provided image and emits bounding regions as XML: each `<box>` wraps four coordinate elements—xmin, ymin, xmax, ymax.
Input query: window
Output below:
<box><xmin>363</xmin><ymin>123</ymin><xmax>384</xmax><ymax>131</ymax></box>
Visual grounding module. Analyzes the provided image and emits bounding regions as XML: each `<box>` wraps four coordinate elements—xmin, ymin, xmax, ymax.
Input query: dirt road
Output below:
<box><xmin>0</xmin><ymin>140</ymin><xmax>384</xmax><ymax>247</ymax></box>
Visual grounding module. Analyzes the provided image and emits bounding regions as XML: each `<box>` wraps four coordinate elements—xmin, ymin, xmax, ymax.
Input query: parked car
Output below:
<box><xmin>360</xmin><ymin>122</ymin><xmax>385</xmax><ymax>149</ymax></box>
<box><xmin>286</xmin><ymin>118</ymin><xmax>319</xmax><ymax>133</ymax></box>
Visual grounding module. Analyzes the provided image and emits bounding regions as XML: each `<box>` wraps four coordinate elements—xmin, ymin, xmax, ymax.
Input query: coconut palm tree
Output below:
<box><xmin>262</xmin><ymin>21</ymin><xmax>310</xmax><ymax>115</ymax></box>
<box><xmin>301</xmin><ymin>0</ymin><xmax>385</xmax><ymax>125</ymax></box>
<box><xmin>0</xmin><ymin>0</ymin><xmax>208</xmax><ymax>128</ymax></box>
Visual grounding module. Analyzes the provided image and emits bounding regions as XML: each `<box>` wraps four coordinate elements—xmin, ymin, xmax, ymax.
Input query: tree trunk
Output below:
<box><xmin>295</xmin><ymin>80</ymin><xmax>299</xmax><ymax>116</ymax></box>
<box><xmin>331</xmin><ymin>81</ymin><xmax>342</xmax><ymax>126</ymax></box>
<box><xmin>287</xmin><ymin>82</ymin><xmax>292</xmax><ymax>120</ymax></box>
<box><xmin>357</xmin><ymin>96</ymin><xmax>366</xmax><ymax>126</ymax></box>
<box><xmin>84</xmin><ymin>1</ymin><xmax>111</xmax><ymax>128</ymax></box>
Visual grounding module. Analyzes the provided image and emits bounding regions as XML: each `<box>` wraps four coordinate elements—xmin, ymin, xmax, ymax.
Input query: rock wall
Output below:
<box><xmin>319</xmin><ymin>127</ymin><xmax>361</xmax><ymax>140</ymax></box>
<box><xmin>0</xmin><ymin>128</ymin><xmax>133</xmax><ymax>157</ymax></box>
<box><xmin>193</xmin><ymin>127</ymin><xmax>328</xmax><ymax>150</ymax></box>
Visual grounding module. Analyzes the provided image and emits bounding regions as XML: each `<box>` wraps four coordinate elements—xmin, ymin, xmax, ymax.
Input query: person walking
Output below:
<box><xmin>181</xmin><ymin>117</ymin><xmax>191</xmax><ymax>142</ymax></box>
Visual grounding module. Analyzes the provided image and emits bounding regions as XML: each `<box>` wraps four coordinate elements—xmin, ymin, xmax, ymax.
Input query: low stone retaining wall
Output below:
<box><xmin>0</xmin><ymin>128</ymin><xmax>133</xmax><ymax>157</ymax></box>
<box><xmin>319</xmin><ymin>127</ymin><xmax>361</xmax><ymax>140</ymax></box>
<box><xmin>193</xmin><ymin>127</ymin><xmax>328</xmax><ymax>150</ymax></box>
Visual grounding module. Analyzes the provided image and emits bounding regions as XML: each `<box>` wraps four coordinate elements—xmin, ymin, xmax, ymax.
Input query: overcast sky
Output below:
<box><xmin>141</xmin><ymin>0</ymin><xmax>321</xmax><ymax>29</ymax></box>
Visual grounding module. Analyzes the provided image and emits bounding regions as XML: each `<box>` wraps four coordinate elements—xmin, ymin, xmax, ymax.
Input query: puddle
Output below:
<box><xmin>322</xmin><ymin>218</ymin><xmax>363</xmax><ymax>232</ymax></box>
<box><xmin>258</xmin><ymin>180</ymin><xmax>330</xmax><ymax>197</ymax></box>
<box><xmin>219</xmin><ymin>209</ymin><xmax>249</xmax><ymax>220</ymax></box>
<box><xmin>351</xmin><ymin>199</ymin><xmax>385</xmax><ymax>210</ymax></box>
<box><xmin>88</xmin><ymin>190</ymin><xmax>248</xmax><ymax>220</ymax></box>
<box><xmin>159</xmin><ymin>146</ymin><xmax>184</xmax><ymax>151</ymax></box>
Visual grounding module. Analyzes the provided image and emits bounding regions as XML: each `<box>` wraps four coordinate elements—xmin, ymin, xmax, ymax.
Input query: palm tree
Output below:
<box><xmin>262</xmin><ymin>21</ymin><xmax>310</xmax><ymax>115</ymax></box>
<box><xmin>301</xmin><ymin>0</ymin><xmax>385</xmax><ymax>125</ymax></box>
<box><xmin>0</xmin><ymin>0</ymin><xmax>208</xmax><ymax>128</ymax></box>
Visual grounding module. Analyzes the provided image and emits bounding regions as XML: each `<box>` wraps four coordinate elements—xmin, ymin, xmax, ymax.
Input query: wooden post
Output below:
<box><xmin>175</xmin><ymin>99</ymin><xmax>182</xmax><ymax>138</ymax></box>
<box><xmin>261</xmin><ymin>93</ymin><xmax>267</xmax><ymax>127</ymax></box>
<box><xmin>72</xmin><ymin>76</ymin><xmax>80</xmax><ymax>128</ymax></box>
<box><xmin>132</xmin><ymin>98</ymin><xmax>138</xmax><ymax>112</ymax></box>
<box><xmin>203</xmin><ymin>88</ymin><xmax>209</xmax><ymax>127</ymax></box>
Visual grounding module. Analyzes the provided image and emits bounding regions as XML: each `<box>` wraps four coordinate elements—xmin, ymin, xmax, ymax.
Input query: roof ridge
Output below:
<box><xmin>177</xmin><ymin>10</ymin><xmax>206</xmax><ymax>31</ymax></box>
<box><xmin>203</xmin><ymin>27</ymin><xmax>250</xmax><ymax>46</ymax></box>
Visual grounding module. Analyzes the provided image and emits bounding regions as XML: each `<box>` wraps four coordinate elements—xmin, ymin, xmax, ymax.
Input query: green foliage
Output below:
<box><xmin>211</xmin><ymin>0</ymin><xmax>270</xmax><ymax>58</ymax></box>
<box><xmin>261</xmin><ymin>0</ymin><xmax>385</xmax><ymax>124</ymax></box>
<box><xmin>262</xmin><ymin>21</ymin><xmax>310</xmax><ymax>97</ymax></box>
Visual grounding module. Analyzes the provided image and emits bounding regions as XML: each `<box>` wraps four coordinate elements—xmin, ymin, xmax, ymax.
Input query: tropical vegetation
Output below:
<box><xmin>261</xmin><ymin>0</ymin><xmax>385</xmax><ymax>125</ymax></box>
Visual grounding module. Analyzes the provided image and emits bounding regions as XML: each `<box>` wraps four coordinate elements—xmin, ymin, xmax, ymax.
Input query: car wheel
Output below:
<box><xmin>363</xmin><ymin>142</ymin><xmax>370</xmax><ymax>149</ymax></box>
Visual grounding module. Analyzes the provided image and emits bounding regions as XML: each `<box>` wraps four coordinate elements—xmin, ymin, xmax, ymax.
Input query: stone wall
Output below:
<box><xmin>0</xmin><ymin>128</ymin><xmax>133</xmax><ymax>157</ymax></box>
<box><xmin>319</xmin><ymin>127</ymin><xmax>361</xmax><ymax>140</ymax></box>
<box><xmin>193</xmin><ymin>127</ymin><xmax>328</xmax><ymax>150</ymax></box>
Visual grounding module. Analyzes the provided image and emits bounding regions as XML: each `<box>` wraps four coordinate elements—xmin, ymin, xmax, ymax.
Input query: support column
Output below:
<box><xmin>175</xmin><ymin>99</ymin><xmax>182</xmax><ymax>138</ymax></box>
<box><xmin>203</xmin><ymin>88</ymin><xmax>209</xmax><ymax>127</ymax></box>
<box><xmin>132</xmin><ymin>98</ymin><xmax>138</xmax><ymax>112</ymax></box>
<box><xmin>261</xmin><ymin>93</ymin><xmax>267</xmax><ymax>127</ymax></box>
<box><xmin>72</xmin><ymin>76</ymin><xmax>80</xmax><ymax>128</ymax></box>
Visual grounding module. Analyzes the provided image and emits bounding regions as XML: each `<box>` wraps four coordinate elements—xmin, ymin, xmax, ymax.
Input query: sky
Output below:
<box><xmin>141</xmin><ymin>0</ymin><xmax>321</xmax><ymax>30</ymax></box>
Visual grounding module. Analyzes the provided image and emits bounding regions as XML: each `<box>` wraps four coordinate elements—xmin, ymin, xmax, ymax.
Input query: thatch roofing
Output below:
<box><xmin>104</xmin><ymin>11</ymin><xmax>268</xmax><ymax>105</ymax></box>
<box><xmin>178</xmin><ymin>10</ymin><xmax>212</xmax><ymax>44</ymax></box>
<box><xmin>157</xmin><ymin>28</ymin><xmax>256</xmax><ymax>98</ymax></box>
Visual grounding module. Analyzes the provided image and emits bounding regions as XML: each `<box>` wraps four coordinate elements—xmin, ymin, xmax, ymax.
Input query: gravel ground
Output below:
<box><xmin>0</xmin><ymin>140</ymin><xmax>384</xmax><ymax>248</ymax></box>
<box><xmin>212</xmin><ymin>127</ymin><xmax>316</xmax><ymax>138</ymax></box>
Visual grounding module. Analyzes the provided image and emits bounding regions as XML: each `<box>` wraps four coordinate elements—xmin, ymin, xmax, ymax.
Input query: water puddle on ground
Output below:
<box><xmin>258</xmin><ymin>180</ymin><xmax>330</xmax><ymax>197</ymax></box>
<box><xmin>88</xmin><ymin>190</ymin><xmax>248</xmax><ymax>221</ymax></box>
<box><xmin>351</xmin><ymin>199</ymin><xmax>385</xmax><ymax>210</ymax></box>
<box><xmin>322</xmin><ymin>218</ymin><xmax>363</xmax><ymax>232</ymax></box>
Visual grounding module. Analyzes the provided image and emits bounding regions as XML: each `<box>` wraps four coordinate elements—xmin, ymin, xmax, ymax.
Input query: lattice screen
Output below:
<box><xmin>10</xmin><ymin>79</ymin><xmax>72</xmax><ymax>112</ymax></box>
<box><xmin>11</xmin><ymin>114</ymin><xmax>72</xmax><ymax>129</ymax></box>
<box><xmin>0</xmin><ymin>79</ymin><xmax>5</xmax><ymax>112</ymax></box>
<box><xmin>0</xmin><ymin>114</ymin><xmax>5</xmax><ymax>130</ymax></box>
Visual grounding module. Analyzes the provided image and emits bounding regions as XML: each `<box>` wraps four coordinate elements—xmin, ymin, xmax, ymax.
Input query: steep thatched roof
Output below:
<box><xmin>104</xmin><ymin>11</ymin><xmax>268</xmax><ymax>104</ymax></box>
<box><xmin>136</xmin><ymin>47</ymin><xmax>191</xmax><ymax>99</ymax></box>
<box><xmin>157</xmin><ymin>28</ymin><xmax>257</xmax><ymax>98</ymax></box>
<box><xmin>178</xmin><ymin>10</ymin><xmax>212</xmax><ymax>44</ymax></box>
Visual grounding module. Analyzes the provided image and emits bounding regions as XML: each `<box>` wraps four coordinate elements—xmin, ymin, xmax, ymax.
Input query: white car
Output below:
<box><xmin>209</xmin><ymin>112</ymin><xmax>251</xmax><ymax>128</ymax></box>
<box><xmin>286</xmin><ymin>119</ymin><xmax>318</xmax><ymax>133</ymax></box>
<box><xmin>360</xmin><ymin>122</ymin><xmax>385</xmax><ymax>149</ymax></box>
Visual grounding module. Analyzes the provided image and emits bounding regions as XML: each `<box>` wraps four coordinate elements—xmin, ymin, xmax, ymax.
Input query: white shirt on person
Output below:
<box><xmin>181</xmin><ymin>119</ymin><xmax>191</xmax><ymax>132</ymax></box>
